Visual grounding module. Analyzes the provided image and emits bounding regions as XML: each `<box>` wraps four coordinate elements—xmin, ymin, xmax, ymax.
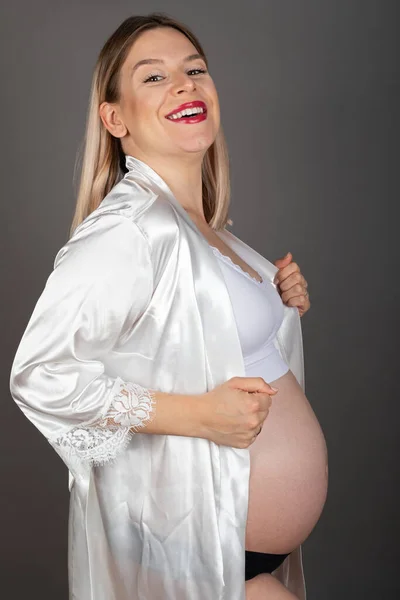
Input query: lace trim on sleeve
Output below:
<box><xmin>49</xmin><ymin>379</ymin><xmax>156</xmax><ymax>467</ymax></box>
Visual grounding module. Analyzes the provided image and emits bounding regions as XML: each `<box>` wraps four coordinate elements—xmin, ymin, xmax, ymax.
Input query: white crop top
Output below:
<box><xmin>211</xmin><ymin>246</ymin><xmax>289</xmax><ymax>384</ymax></box>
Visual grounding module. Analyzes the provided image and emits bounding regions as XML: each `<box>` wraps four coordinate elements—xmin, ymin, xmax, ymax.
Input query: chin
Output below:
<box><xmin>179</xmin><ymin>142</ymin><xmax>213</xmax><ymax>154</ymax></box>
<box><xmin>177</xmin><ymin>131</ymin><xmax>218</xmax><ymax>154</ymax></box>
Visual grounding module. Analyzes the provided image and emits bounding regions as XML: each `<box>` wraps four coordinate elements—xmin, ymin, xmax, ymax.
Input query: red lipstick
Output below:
<box><xmin>165</xmin><ymin>100</ymin><xmax>207</xmax><ymax>124</ymax></box>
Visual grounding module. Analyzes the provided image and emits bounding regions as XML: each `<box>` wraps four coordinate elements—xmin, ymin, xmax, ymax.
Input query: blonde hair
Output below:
<box><xmin>70</xmin><ymin>12</ymin><xmax>232</xmax><ymax>238</ymax></box>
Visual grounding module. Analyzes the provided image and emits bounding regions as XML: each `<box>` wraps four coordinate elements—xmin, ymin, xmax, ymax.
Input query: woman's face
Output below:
<box><xmin>113</xmin><ymin>27</ymin><xmax>220</xmax><ymax>160</ymax></box>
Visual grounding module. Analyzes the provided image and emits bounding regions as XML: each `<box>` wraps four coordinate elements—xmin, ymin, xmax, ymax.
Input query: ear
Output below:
<box><xmin>99</xmin><ymin>102</ymin><xmax>127</xmax><ymax>139</ymax></box>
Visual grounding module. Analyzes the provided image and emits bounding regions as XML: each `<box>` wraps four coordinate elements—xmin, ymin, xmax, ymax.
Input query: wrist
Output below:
<box><xmin>188</xmin><ymin>393</ymin><xmax>210</xmax><ymax>440</ymax></box>
<box><xmin>144</xmin><ymin>390</ymin><xmax>210</xmax><ymax>439</ymax></box>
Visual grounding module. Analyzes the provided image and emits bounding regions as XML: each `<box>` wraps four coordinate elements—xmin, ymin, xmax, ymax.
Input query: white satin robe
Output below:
<box><xmin>10</xmin><ymin>155</ymin><xmax>306</xmax><ymax>599</ymax></box>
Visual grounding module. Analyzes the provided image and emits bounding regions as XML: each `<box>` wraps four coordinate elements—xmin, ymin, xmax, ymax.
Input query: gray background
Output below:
<box><xmin>1</xmin><ymin>1</ymin><xmax>398</xmax><ymax>598</ymax></box>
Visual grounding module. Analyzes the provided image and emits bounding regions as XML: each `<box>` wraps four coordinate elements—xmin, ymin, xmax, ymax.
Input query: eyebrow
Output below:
<box><xmin>130</xmin><ymin>53</ymin><xmax>205</xmax><ymax>76</ymax></box>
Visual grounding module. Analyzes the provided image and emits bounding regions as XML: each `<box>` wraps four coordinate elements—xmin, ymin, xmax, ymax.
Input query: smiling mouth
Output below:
<box><xmin>166</xmin><ymin>106</ymin><xmax>207</xmax><ymax>120</ymax></box>
<box><xmin>165</xmin><ymin>101</ymin><xmax>208</xmax><ymax>122</ymax></box>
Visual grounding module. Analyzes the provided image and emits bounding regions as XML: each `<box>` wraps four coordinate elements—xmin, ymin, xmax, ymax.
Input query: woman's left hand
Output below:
<box><xmin>273</xmin><ymin>252</ymin><xmax>310</xmax><ymax>317</ymax></box>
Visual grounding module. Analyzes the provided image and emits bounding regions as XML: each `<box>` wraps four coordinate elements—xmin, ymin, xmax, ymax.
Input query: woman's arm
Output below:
<box><xmin>9</xmin><ymin>213</ymin><xmax>162</xmax><ymax>473</ymax></box>
<box><xmin>144</xmin><ymin>381</ymin><xmax>275</xmax><ymax>450</ymax></box>
<box><xmin>10</xmin><ymin>211</ymin><xmax>273</xmax><ymax>475</ymax></box>
<box><xmin>135</xmin><ymin>390</ymin><xmax>204</xmax><ymax>438</ymax></box>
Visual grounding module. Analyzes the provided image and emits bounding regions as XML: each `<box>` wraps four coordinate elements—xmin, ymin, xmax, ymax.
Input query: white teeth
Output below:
<box><xmin>167</xmin><ymin>106</ymin><xmax>205</xmax><ymax>119</ymax></box>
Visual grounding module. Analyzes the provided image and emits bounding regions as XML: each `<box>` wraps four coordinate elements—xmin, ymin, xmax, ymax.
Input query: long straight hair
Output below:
<box><xmin>70</xmin><ymin>12</ymin><xmax>231</xmax><ymax>237</ymax></box>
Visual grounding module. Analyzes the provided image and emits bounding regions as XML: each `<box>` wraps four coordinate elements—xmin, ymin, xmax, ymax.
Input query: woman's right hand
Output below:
<box><xmin>198</xmin><ymin>377</ymin><xmax>278</xmax><ymax>448</ymax></box>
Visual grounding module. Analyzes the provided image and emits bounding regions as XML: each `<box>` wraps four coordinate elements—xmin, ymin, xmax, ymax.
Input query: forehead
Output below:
<box><xmin>125</xmin><ymin>27</ymin><xmax>199</xmax><ymax>66</ymax></box>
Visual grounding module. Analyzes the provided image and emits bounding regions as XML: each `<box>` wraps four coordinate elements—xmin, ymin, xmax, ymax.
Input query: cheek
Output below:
<box><xmin>128</xmin><ymin>89</ymin><xmax>161</xmax><ymax>122</ymax></box>
<box><xmin>206</xmin><ymin>83</ymin><xmax>220</xmax><ymax>123</ymax></box>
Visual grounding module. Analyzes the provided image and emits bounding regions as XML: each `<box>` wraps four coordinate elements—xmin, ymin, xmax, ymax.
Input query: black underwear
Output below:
<box><xmin>245</xmin><ymin>550</ymin><xmax>290</xmax><ymax>581</ymax></box>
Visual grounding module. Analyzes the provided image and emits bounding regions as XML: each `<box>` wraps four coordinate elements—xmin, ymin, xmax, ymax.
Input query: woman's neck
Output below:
<box><xmin>133</xmin><ymin>152</ymin><xmax>207</xmax><ymax>223</ymax></box>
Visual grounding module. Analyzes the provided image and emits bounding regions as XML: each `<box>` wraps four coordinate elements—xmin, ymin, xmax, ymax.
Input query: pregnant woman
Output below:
<box><xmin>10</xmin><ymin>12</ymin><xmax>328</xmax><ymax>600</ymax></box>
<box><xmin>192</xmin><ymin>214</ymin><xmax>329</xmax><ymax>600</ymax></box>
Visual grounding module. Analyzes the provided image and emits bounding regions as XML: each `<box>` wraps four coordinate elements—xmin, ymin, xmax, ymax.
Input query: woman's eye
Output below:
<box><xmin>143</xmin><ymin>68</ymin><xmax>207</xmax><ymax>84</ymax></box>
<box><xmin>187</xmin><ymin>68</ymin><xmax>207</xmax><ymax>76</ymax></box>
<box><xmin>143</xmin><ymin>74</ymin><xmax>163</xmax><ymax>83</ymax></box>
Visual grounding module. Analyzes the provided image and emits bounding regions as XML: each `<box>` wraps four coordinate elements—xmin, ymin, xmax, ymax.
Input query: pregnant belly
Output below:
<box><xmin>245</xmin><ymin>368</ymin><xmax>329</xmax><ymax>554</ymax></box>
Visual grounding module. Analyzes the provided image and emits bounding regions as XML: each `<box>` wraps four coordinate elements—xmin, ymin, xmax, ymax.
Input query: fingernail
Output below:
<box><xmin>270</xmin><ymin>386</ymin><xmax>278</xmax><ymax>392</ymax></box>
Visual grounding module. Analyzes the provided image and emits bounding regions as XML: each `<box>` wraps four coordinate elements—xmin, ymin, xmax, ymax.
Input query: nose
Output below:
<box><xmin>171</xmin><ymin>72</ymin><xmax>196</xmax><ymax>95</ymax></box>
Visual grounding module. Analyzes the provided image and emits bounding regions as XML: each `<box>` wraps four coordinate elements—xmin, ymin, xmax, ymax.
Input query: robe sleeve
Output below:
<box><xmin>9</xmin><ymin>213</ymin><xmax>156</xmax><ymax>475</ymax></box>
